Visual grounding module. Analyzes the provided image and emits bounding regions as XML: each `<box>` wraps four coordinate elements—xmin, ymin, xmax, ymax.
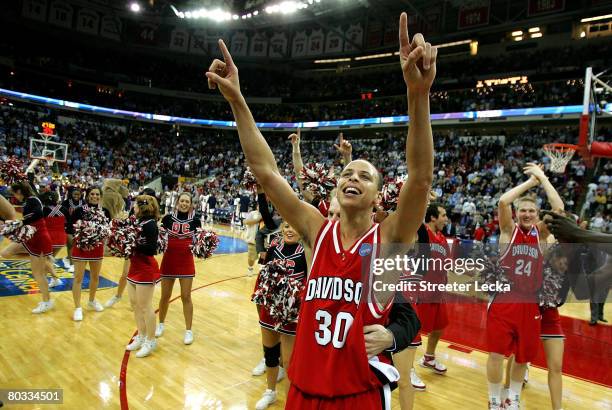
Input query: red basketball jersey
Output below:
<box><xmin>497</xmin><ymin>223</ymin><xmax>543</xmax><ymax>302</ymax></box>
<box><xmin>288</xmin><ymin>220</ymin><xmax>392</xmax><ymax>398</ymax></box>
<box><xmin>425</xmin><ymin>224</ymin><xmax>450</xmax><ymax>285</ymax></box>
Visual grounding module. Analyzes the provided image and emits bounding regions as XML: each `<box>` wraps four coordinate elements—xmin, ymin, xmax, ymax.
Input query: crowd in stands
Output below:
<box><xmin>2</xmin><ymin>104</ymin><xmax>611</xmax><ymax>240</ymax></box>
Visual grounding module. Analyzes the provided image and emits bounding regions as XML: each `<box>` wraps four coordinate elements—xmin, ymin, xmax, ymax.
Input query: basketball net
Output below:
<box><xmin>543</xmin><ymin>143</ymin><xmax>577</xmax><ymax>173</ymax></box>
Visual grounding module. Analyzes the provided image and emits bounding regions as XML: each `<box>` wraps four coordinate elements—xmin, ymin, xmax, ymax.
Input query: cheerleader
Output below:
<box><xmin>253</xmin><ymin>220</ymin><xmax>307</xmax><ymax>410</ymax></box>
<box><xmin>61</xmin><ymin>186</ymin><xmax>83</xmax><ymax>272</ymax></box>
<box><xmin>69</xmin><ymin>186</ymin><xmax>111</xmax><ymax>321</ymax></box>
<box><xmin>39</xmin><ymin>191</ymin><xmax>67</xmax><ymax>288</ymax></box>
<box><xmin>156</xmin><ymin>192</ymin><xmax>200</xmax><ymax>345</ymax></box>
<box><xmin>0</xmin><ymin>181</ymin><xmax>54</xmax><ymax>313</ymax></box>
<box><xmin>125</xmin><ymin>195</ymin><xmax>161</xmax><ymax>358</ymax></box>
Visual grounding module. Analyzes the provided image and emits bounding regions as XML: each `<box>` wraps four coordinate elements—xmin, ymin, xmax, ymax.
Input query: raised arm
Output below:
<box><xmin>382</xmin><ymin>13</ymin><xmax>436</xmax><ymax>244</ymax></box>
<box><xmin>206</xmin><ymin>40</ymin><xmax>325</xmax><ymax>245</ymax></box>
<box><xmin>498</xmin><ymin>175</ymin><xmax>539</xmax><ymax>237</ymax></box>
<box><xmin>0</xmin><ymin>194</ymin><xmax>16</xmax><ymax>220</ymax></box>
<box><xmin>289</xmin><ymin>129</ymin><xmax>314</xmax><ymax>203</ymax></box>
<box><xmin>334</xmin><ymin>133</ymin><xmax>353</xmax><ymax>165</ymax></box>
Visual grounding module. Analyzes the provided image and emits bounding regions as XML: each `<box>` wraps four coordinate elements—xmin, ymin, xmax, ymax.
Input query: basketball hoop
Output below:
<box><xmin>543</xmin><ymin>143</ymin><xmax>578</xmax><ymax>173</ymax></box>
<box><xmin>44</xmin><ymin>154</ymin><xmax>55</xmax><ymax>167</ymax></box>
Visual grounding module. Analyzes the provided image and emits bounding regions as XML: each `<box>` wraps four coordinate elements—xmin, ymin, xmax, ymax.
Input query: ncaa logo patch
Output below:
<box><xmin>359</xmin><ymin>243</ymin><xmax>372</xmax><ymax>256</ymax></box>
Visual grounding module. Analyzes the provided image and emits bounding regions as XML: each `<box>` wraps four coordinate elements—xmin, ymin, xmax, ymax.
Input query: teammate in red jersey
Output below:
<box><xmin>416</xmin><ymin>203</ymin><xmax>450</xmax><ymax>375</ymax></box>
<box><xmin>206</xmin><ymin>11</ymin><xmax>435</xmax><ymax>408</ymax></box>
<box><xmin>156</xmin><ymin>192</ymin><xmax>201</xmax><ymax>345</ymax></box>
<box><xmin>487</xmin><ymin>163</ymin><xmax>563</xmax><ymax>410</ymax></box>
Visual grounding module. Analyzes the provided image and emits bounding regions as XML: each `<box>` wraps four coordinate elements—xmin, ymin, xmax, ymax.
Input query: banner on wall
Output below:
<box><xmin>458</xmin><ymin>0</ymin><xmax>490</xmax><ymax>29</ymax></box>
<box><xmin>344</xmin><ymin>23</ymin><xmax>364</xmax><ymax>52</ymax></box>
<box><xmin>527</xmin><ymin>0</ymin><xmax>564</xmax><ymax>16</ymax></box>
<box><xmin>292</xmin><ymin>30</ymin><xmax>307</xmax><ymax>57</ymax></box>
<box><xmin>75</xmin><ymin>8</ymin><xmax>99</xmax><ymax>35</ymax></box>
<box><xmin>48</xmin><ymin>0</ymin><xmax>73</xmax><ymax>29</ymax></box>
<box><xmin>269</xmin><ymin>32</ymin><xmax>288</xmax><ymax>57</ymax></box>
<box><xmin>308</xmin><ymin>29</ymin><xmax>325</xmax><ymax>56</ymax></box>
<box><xmin>231</xmin><ymin>31</ymin><xmax>248</xmax><ymax>57</ymax></box>
<box><xmin>250</xmin><ymin>32</ymin><xmax>268</xmax><ymax>57</ymax></box>
<box><xmin>100</xmin><ymin>15</ymin><xmax>122</xmax><ymax>41</ymax></box>
<box><xmin>169</xmin><ymin>28</ymin><xmax>189</xmax><ymax>52</ymax></box>
<box><xmin>325</xmin><ymin>27</ymin><xmax>344</xmax><ymax>54</ymax></box>
<box><xmin>189</xmin><ymin>29</ymin><xmax>208</xmax><ymax>55</ymax></box>
<box><xmin>22</xmin><ymin>0</ymin><xmax>48</xmax><ymax>22</ymax></box>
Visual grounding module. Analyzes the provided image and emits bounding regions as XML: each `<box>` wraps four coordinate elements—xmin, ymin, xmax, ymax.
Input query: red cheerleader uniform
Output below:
<box><xmin>128</xmin><ymin>219</ymin><xmax>161</xmax><ymax>285</ymax></box>
<box><xmin>160</xmin><ymin>210</ymin><xmax>200</xmax><ymax>279</ymax></box>
<box><xmin>21</xmin><ymin>197</ymin><xmax>53</xmax><ymax>257</ymax></box>
<box><xmin>44</xmin><ymin>205</ymin><xmax>67</xmax><ymax>249</ymax></box>
<box><xmin>256</xmin><ymin>240</ymin><xmax>307</xmax><ymax>335</ymax></box>
<box><xmin>70</xmin><ymin>204</ymin><xmax>110</xmax><ymax>261</ymax></box>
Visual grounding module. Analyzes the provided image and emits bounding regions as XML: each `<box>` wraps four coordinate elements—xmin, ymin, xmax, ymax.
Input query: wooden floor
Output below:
<box><xmin>1</xmin><ymin>227</ymin><xmax>611</xmax><ymax>410</ymax></box>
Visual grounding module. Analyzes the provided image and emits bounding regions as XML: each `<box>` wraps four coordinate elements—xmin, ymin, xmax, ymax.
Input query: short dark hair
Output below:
<box><xmin>85</xmin><ymin>186</ymin><xmax>102</xmax><ymax>199</ymax></box>
<box><xmin>426</xmin><ymin>202</ymin><xmax>445</xmax><ymax>223</ymax></box>
<box><xmin>10</xmin><ymin>181</ymin><xmax>35</xmax><ymax>198</ymax></box>
<box><xmin>140</xmin><ymin>187</ymin><xmax>157</xmax><ymax>197</ymax></box>
<box><xmin>136</xmin><ymin>195</ymin><xmax>160</xmax><ymax>220</ymax></box>
<box><xmin>40</xmin><ymin>191</ymin><xmax>59</xmax><ymax>206</ymax></box>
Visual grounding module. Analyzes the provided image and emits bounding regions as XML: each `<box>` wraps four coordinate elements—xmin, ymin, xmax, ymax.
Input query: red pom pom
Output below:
<box><xmin>380</xmin><ymin>176</ymin><xmax>406</xmax><ymax>212</ymax></box>
<box><xmin>0</xmin><ymin>156</ymin><xmax>26</xmax><ymax>185</ymax></box>
<box><xmin>242</xmin><ymin>167</ymin><xmax>258</xmax><ymax>193</ymax></box>
<box><xmin>73</xmin><ymin>208</ymin><xmax>110</xmax><ymax>250</ymax></box>
<box><xmin>300</xmin><ymin>163</ymin><xmax>336</xmax><ymax>199</ymax></box>
<box><xmin>107</xmin><ymin>216</ymin><xmax>142</xmax><ymax>258</ymax></box>
<box><xmin>0</xmin><ymin>220</ymin><xmax>36</xmax><ymax>242</ymax></box>
<box><xmin>157</xmin><ymin>226</ymin><xmax>169</xmax><ymax>253</ymax></box>
<box><xmin>251</xmin><ymin>259</ymin><xmax>304</xmax><ymax>329</ymax></box>
<box><xmin>190</xmin><ymin>228</ymin><xmax>219</xmax><ymax>259</ymax></box>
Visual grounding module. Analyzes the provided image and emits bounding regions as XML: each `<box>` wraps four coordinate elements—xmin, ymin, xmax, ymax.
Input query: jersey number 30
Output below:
<box><xmin>315</xmin><ymin>310</ymin><xmax>354</xmax><ymax>348</ymax></box>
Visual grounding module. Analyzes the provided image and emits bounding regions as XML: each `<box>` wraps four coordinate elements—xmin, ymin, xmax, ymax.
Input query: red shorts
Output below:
<box><xmin>128</xmin><ymin>253</ymin><xmax>161</xmax><ymax>285</ymax></box>
<box><xmin>45</xmin><ymin>217</ymin><xmax>66</xmax><ymax>249</ymax></box>
<box><xmin>287</xmin><ymin>384</ymin><xmax>386</xmax><ymax>410</ymax></box>
<box><xmin>487</xmin><ymin>303</ymin><xmax>541</xmax><ymax>363</ymax></box>
<box><xmin>48</xmin><ymin>229</ymin><xmax>67</xmax><ymax>249</ymax></box>
<box><xmin>408</xmin><ymin>332</ymin><xmax>422</xmax><ymax>347</ymax></box>
<box><xmin>540</xmin><ymin>307</ymin><xmax>564</xmax><ymax>339</ymax></box>
<box><xmin>259</xmin><ymin>306</ymin><xmax>297</xmax><ymax>335</ymax></box>
<box><xmin>23</xmin><ymin>223</ymin><xmax>53</xmax><ymax>257</ymax></box>
<box><xmin>160</xmin><ymin>240</ymin><xmax>195</xmax><ymax>278</ymax></box>
<box><xmin>415</xmin><ymin>302</ymin><xmax>448</xmax><ymax>334</ymax></box>
<box><xmin>72</xmin><ymin>244</ymin><xmax>104</xmax><ymax>261</ymax></box>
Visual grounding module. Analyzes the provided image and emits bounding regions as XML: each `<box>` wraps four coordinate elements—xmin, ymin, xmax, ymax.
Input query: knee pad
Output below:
<box><xmin>263</xmin><ymin>343</ymin><xmax>281</xmax><ymax>368</ymax></box>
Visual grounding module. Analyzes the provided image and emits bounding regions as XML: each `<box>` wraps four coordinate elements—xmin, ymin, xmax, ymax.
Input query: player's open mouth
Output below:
<box><xmin>343</xmin><ymin>186</ymin><xmax>362</xmax><ymax>196</ymax></box>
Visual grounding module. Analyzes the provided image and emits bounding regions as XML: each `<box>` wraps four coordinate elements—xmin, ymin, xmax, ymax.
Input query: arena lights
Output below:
<box><xmin>171</xmin><ymin>0</ymin><xmax>322</xmax><ymax>21</ymax></box>
<box><xmin>531</xmin><ymin>32</ymin><xmax>543</xmax><ymax>39</ymax></box>
<box><xmin>314</xmin><ymin>58</ymin><xmax>351</xmax><ymax>63</ymax></box>
<box><xmin>354</xmin><ymin>53</ymin><xmax>393</xmax><ymax>61</ymax></box>
<box><xmin>4</xmin><ymin>88</ymin><xmax>609</xmax><ymax>131</ymax></box>
<box><xmin>580</xmin><ymin>14</ymin><xmax>612</xmax><ymax>23</ymax></box>
<box><xmin>129</xmin><ymin>2</ymin><xmax>141</xmax><ymax>13</ymax></box>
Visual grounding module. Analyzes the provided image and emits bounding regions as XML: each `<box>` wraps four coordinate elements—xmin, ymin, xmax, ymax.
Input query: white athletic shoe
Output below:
<box><xmin>87</xmin><ymin>300</ymin><xmax>104</xmax><ymax>312</ymax></box>
<box><xmin>247</xmin><ymin>267</ymin><xmax>254</xmax><ymax>276</ymax></box>
<box><xmin>255</xmin><ymin>389</ymin><xmax>277</xmax><ymax>410</ymax></box>
<box><xmin>410</xmin><ymin>368</ymin><xmax>426</xmax><ymax>391</ymax></box>
<box><xmin>252</xmin><ymin>358</ymin><xmax>266</xmax><ymax>376</ymax></box>
<box><xmin>155</xmin><ymin>323</ymin><xmax>165</xmax><ymax>337</ymax></box>
<box><xmin>419</xmin><ymin>356</ymin><xmax>447</xmax><ymax>374</ymax></box>
<box><xmin>126</xmin><ymin>335</ymin><xmax>144</xmax><ymax>351</ymax></box>
<box><xmin>68</xmin><ymin>265</ymin><xmax>75</xmax><ymax>274</ymax></box>
<box><xmin>48</xmin><ymin>278</ymin><xmax>62</xmax><ymax>288</ymax></box>
<box><xmin>524</xmin><ymin>366</ymin><xmax>529</xmax><ymax>385</ymax></box>
<box><xmin>104</xmin><ymin>295</ymin><xmax>121</xmax><ymax>308</ymax></box>
<box><xmin>503</xmin><ymin>397</ymin><xmax>521</xmax><ymax>410</ymax></box>
<box><xmin>276</xmin><ymin>367</ymin><xmax>286</xmax><ymax>382</ymax></box>
<box><xmin>73</xmin><ymin>307</ymin><xmax>83</xmax><ymax>321</ymax></box>
<box><xmin>501</xmin><ymin>388</ymin><xmax>509</xmax><ymax>403</ymax></box>
<box><xmin>135</xmin><ymin>339</ymin><xmax>156</xmax><ymax>358</ymax></box>
<box><xmin>32</xmin><ymin>300</ymin><xmax>54</xmax><ymax>314</ymax></box>
<box><xmin>488</xmin><ymin>399</ymin><xmax>502</xmax><ymax>410</ymax></box>
<box><xmin>62</xmin><ymin>258</ymin><xmax>71</xmax><ymax>267</ymax></box>
<box><xmin>184</xmin><ymin>330</ymin><xmax>194</xmax><ymax>345</ymax></box>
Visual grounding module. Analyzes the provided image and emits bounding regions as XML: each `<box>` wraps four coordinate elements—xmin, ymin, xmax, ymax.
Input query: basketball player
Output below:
<box><xmin>416</xmin><ymin>203</ymin><xmax>450</xmax><ymax>374</ymax></box>
<box><xmin>61</xmin><ymin>186</ymin><xmax>83</xmax><ymax>272</ymax></box>
<box><xmin>69</xmin><ymin>186</ymin><xmax>111</xmax><ymax>321</ymax></box>
<box><xmin>1</xmin><ymin>181</ymin><xmax>54</xmax><ymax>313</ymax></box>
<box><xmin>125</xmin><ymin>195</ymin><xmax>161</xmax><ymax>358</ymax></box>
<box><xmin>206</xmin><ymin>11</ymin><xmax>435</xmax><ymax>407</ymax></box>
<box><xmin>156</xmin><ymin>192</ymin><xmax>200</xmax><ymax>345</ymax></box>
<box><xmin>253</xmin><ymin>221</ymin><xmax>307</xmax><ymax>410</ymax></box>
<box><xmin>244</xmin><ymin>200</ymin><xmax>262</xmax><ymax>276</ymax></box>
<box><xmin>487</xmin><ymin>163</ymin><xmax>563</xmax><ymax>410</ymax></box>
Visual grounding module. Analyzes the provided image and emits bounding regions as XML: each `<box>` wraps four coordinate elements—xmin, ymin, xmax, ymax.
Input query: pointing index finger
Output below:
<box><xmin>399</xmin><ymin>12</ymin><xmax>410</xmax><ymax>51</ymax></box>
<box><xmin>218</xmin><ymin>39</ymin><xmax>234</xmax><ymax>68</ymax></box>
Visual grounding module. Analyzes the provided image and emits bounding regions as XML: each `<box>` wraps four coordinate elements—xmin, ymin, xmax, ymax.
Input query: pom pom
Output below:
<box><xmin>300</xmin><ymin>163</ymin><xmax>336</xmax><ymax>199</ymax></box>
<box><xmin>242</xmin><ymin>167</ymin><xmax>258</xmax><ymax>193</ymax></box>
<box><xmin>380</xmin><ymin>176</ymin><xmax>406</xmax><ymax>212</ymax></box>
<box><xmin>73</xmin><ymin>208</ymin><xmax>110</xmax><ymax>250</ymax></box>
<box><xmin>0</xmin><ymin>220</ymin><xmax>37</xmax><ymax>242</ymax></box>
<box><xmin>251</xmin><ymin>259</ymin><xmax>305</xmax><ymax>329</ymax></box>
<box><xmin>190</xmin><ymin>228</ymin><xmax>219</xmax><ymax>259</ymax></box>
<box><xmin>538</xmin><ymin>266</ymin><xmax>565</xmax><ymax>308</ymax></box>
<box><xmin>478</xmin><ymin>256</ymin><xmax>512</xmax><ymax>294</ymax></box>
<box><xmin>106</xmin><ymin>215</ymin><xmax>142</xmax><ymax>258</ymax></box>
<box><xmin>0</xmin><ymin>156</ymin><xmax>26</xmax><ymax>185</ymax></box>
<box><xmin>157</xmin><ymin>226</ymin><xmax>169</xmax><ymax>253</ymax></box>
